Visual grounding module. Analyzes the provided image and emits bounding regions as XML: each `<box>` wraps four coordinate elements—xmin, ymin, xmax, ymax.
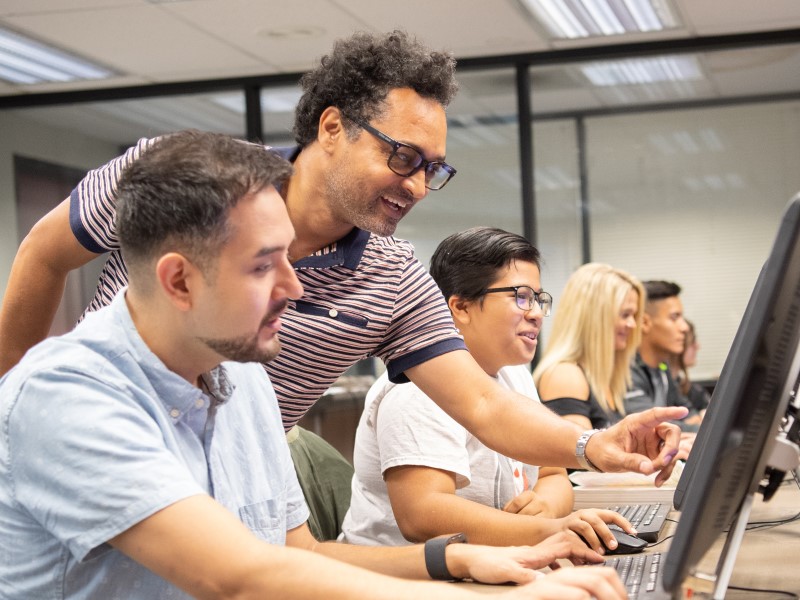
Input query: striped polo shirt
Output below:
<box><xmin>69</xmin><ymin>137</ymin><xmax>466</xmax><ymax>431</ymax></box>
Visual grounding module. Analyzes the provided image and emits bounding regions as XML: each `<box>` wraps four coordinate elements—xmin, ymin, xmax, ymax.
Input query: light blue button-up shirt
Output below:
<box><xmin>0</xmin><ymin>292</ymin><xmax>309</xmax><ymax>598</ymax></box>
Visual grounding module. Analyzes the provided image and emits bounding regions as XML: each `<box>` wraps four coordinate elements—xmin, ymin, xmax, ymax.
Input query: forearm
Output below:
<box><xmin>531</xmin><ymin>470</ymin><xmax>574</xmax><ymax>518</ymax></box>
<box><xmin>113</xmin><ymin>496</ymin><xmax>481</xmax><ymax>600</ymax></box>
<box><xmin>0</xmin><ymin>198</ymin><xmax>98</xmax><ymax>376</ymax></box>
<box><xmin>407</xmin><ymin>353</ymin><xmax>583</xmax><ymax>468</ymax></box>
<box><xmin>197</xmin><ymin>542</ymin><xmax>472</xmax><ymax>600</ymax></box>
<box><xmin>0</xmin><ymin>244</ymin><xmax>69</xmax><ymax>375</ymax></box>
<box><xmin>393</xmin><ymin>492</ymin><xmax>560</xmax><ymax>548</ymax></box>
<box><xmin>315</xmin><ymin>539</ymin><xmax>429</xmax><ymax>579</ymax></box>
<box><xmin>465</xmin><ymin>395</ymin><xmax>583</xmax><ymax>468</ymax></box>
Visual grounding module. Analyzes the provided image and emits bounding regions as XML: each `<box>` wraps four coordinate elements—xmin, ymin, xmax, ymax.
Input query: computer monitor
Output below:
<box><xmin>662</xmin><ymin>193</ymin><xmax>800</xmax><ymax>597</ymax></box>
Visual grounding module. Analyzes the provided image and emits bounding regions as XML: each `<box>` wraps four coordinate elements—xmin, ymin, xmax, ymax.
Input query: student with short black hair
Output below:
<box><xmin>624</xmin><ymin>280</ymin><xmax>702</xmax><ymax>432</ymax></box>
<box><xmin>342</xmin><ymin>228</ymin><xmax>634</xmax><ymax>554</ymax></box>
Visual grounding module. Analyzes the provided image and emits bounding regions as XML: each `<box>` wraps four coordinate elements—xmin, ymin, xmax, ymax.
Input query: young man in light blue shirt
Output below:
<box><xmin>0</xmin><ymin>130</ymin><xmax>626</xmax><ymax>600</ymax></box>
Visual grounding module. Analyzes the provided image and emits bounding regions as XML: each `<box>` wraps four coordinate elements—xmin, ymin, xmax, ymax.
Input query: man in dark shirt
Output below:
<box><xmin>625</xmin><ymin>280</ymin><xmax>701</xmax><ymax>433</ymax></box>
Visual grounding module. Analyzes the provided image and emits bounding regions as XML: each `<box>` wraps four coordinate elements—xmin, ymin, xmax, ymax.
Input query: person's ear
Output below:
<box><xmin>317</xmin><ymin>106</ymin><xmax>347</xmax><ymax>153</ymax></box>
<box><xmin>641</xmin><ymin>312</ymin><xmax>652</xmax><ymax>335</ymax></box>
<box><xmin>155</xmin><ymin>252</ymin><xmax>198</xmax><ymax>311</ymax></box>
<box><xmin>448</xmin><ymin>295</ymin><xmax>473</xmax><ymax>328</ymax></box>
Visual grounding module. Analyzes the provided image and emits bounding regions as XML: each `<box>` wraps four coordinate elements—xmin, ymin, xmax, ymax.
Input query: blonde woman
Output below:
<box><xmin>534</xmin><ymin>263</ymin><xmax>644</xmax><ymax>430</ymax></box>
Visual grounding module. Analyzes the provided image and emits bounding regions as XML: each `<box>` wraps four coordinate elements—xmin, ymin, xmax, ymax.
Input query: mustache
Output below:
<box><xmin>260</xmin><ymin>298</ymin><xmax>289</xmax><ymax>327</ymax></box>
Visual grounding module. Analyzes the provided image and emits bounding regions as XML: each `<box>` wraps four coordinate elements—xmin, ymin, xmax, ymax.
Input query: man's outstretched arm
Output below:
<box><xmin>0</xmin><ymin>198</ymin><xmax>99</xmax><ymax>376</ymax></box>
<box><xmin>407</xmin><ymin>350</ymin><xmax>686</xmax><ymax>485</ymax></box>
<box><xmin>112</xmin><ymin>494</ymin><xmax>625</xmax><ymax>599</ymax></box>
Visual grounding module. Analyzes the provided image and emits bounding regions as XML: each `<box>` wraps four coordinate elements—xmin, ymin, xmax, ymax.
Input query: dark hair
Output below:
<box><xmin>293</xmin><ymin>30</ymin><xmax>458</xmax><ymax>147</ymax></box>
<box><xmin>116</xmin><ymin>129</ymin><xmax>293</xmax><ymax>278</ymax></box>
<box><xmin>643</xmin><ymin>280</ymin><xmax>682</xmax><ymax>304</ymax></box>
<box><xmin>429</xmin><ymin>226</ymin><xmax>541</xmax><ymax>302</ymax></box>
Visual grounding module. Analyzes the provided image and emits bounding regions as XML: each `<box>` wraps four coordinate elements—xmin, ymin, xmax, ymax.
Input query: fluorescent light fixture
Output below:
<box><xmin>518</xmin><ymin>0</ymin><xmax>679</xmax><ymax>39</ymax></box>
<box><xmin>211</xmin><ymin>87</ymin><xmax>303</xmax><ymax>114</ymax></box>
<box><xmin>0</xmin><ymin>27</ymin><xmax>114</xmax><ymax>84</ymax></box>
<box><xmin>581</xmin><ymin>55</ymin><xmax>702</xmax><ymax>86</ymax></box>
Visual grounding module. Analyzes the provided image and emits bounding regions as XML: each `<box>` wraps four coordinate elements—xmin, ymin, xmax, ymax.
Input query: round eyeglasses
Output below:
<box><xmin>352</xmin><ymin>119</ymin><xmax>456</xmax><ymax>190</ymax></box>
<box><xmin>481</xmin><ymin>286</ymin><xmax>553</xmax><ymax>316</ymax></box>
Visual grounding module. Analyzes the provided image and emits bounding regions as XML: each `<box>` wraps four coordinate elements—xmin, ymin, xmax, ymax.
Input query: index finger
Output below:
<box><xmin>652</xmin><ymin>422</ymin><xmax>683</xmax><ymax>466</ymax></box>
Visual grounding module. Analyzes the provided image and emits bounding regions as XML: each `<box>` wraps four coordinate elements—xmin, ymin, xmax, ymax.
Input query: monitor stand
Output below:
<box><xmin>708</xmin><ymin>493</ymin><xmax>754</xmax><ymax>600</ymax></box>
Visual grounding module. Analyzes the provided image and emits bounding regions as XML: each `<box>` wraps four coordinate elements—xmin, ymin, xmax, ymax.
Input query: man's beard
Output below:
<box><xmin>324</xmin><ymin>170</ymin><xmax>410</xmax><ymax>237</ymax></box>
<box><xmin>199</xmin><ymin>300</ymin><xmax>287</xmax><ymax>364</ymax></box>
<box><xmin>200</xmin><ymin>332</ymin><xmax>282</xmax><ymax>365</ymax></box>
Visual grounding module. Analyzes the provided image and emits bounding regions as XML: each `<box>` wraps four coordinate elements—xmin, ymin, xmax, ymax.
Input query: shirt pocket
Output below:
<box><xmin>294</xmin><ymin>299</ymin><xmax>369</xmax><ymax>328</ymax></box>
<box><xmin>239</xmin><ymin>497</ymin><xmax>286</xmax><ymax>545</ymax></box>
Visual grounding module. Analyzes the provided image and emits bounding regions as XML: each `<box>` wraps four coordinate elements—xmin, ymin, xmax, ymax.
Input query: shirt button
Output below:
<box><xmin>195</xmin><ymin>398</ymin><xmax>205</xmax><ymax>408</ymax></box>
<box><xmin>328</xmin><ymin>309</ymin><xmax>338</xmax><ymax>318</ymax></box>
<box><xmin>169</xmin><ymin>408</ymin><xmax>180</xmax><ymax>418</ymax></box>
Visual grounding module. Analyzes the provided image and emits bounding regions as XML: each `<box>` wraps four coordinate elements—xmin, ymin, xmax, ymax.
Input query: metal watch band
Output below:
<box><xmin>575</xmin><ymin>428</ymin><xmax>604</xmax><ymax>472</ymax></box>
<box><xmin>424</xmin><ymin>533</ymin><xmax>467</xmax><ymax>581</ymax></box>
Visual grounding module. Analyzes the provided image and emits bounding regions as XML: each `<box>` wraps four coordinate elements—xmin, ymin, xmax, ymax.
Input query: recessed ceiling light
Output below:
<box><xmin>517</xmin><ymin>0</ymin><xmax>680</xmax><ymax>39</ymax></box>
<box><xmin>0</xmin><ymin>26</ymin><xmax>114</xmax><ymax>84</ymax></box>
<box><xmin>581</xmin><ymin>55</ymin><xmax>702</xmax><ymax>86</ymax></box>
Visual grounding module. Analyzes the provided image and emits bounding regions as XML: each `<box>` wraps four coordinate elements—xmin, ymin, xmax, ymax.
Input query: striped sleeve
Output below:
<box><xmin>378</xmin><ymin>252</ymin><xmax>466</xmax><ymax>383</ymax></box>
<box><xmin>69</xmin><ymin>137</ymin><xmax>159</xmax><ymax>253</ymax></box>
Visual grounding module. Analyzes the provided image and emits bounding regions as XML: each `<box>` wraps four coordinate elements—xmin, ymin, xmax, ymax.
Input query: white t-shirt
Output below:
<box><xmin>340</xmin><ymin>365</ymin><xmax>541</xmax><ymax>546</ymax></box>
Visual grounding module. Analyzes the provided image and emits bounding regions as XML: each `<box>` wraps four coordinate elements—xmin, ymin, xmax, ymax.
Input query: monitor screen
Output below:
<box><xmin>662</xmin><ymin>193</ymin><xmax>800</xmax><ymax>593</ymax></box>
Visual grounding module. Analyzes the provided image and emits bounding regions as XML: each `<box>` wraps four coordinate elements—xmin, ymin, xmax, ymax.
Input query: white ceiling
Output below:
<box><xmin>2</xmin><ymin>0</ymin><xmax>800</xmax><ymax>98</ymax></box>
<box><xmin>2</xmin><ymin>0</ymin><xmax>800</xmax><ymax>147</ymax></box>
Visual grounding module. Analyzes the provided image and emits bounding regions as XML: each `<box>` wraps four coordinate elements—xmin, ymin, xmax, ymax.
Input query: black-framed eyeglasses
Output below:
<box><xmin>353</xmin><ymin>119</ymin><xmax>457</xmax><ymax>190</ymax></box>
<box><xmin>481</xmin><ymin>286</ymin><xmax>553</xmax><ymax>316</ymax></box>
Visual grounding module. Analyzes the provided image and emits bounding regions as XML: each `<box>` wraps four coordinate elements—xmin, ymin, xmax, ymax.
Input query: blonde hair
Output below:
<box><xmin>533</xmin><ymin>263</ymin><xmax>644</xmax><ymax>415</ymax></box>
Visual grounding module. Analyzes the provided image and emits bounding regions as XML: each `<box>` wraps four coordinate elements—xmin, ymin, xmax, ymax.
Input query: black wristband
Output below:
<box><xmin>424</xmin><ymin>533</ymin><xmax>467</xmax><ymax>581</ymax></box>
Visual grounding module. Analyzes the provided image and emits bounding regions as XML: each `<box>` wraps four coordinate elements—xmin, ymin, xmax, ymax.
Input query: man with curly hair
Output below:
<box><xmin>0</xmin><ymin>31</ymin><xmax>686</xmax><ymax>504</ymax></box>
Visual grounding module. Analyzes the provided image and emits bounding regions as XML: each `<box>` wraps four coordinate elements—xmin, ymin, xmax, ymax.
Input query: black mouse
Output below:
<box><xmin>604</xmin><ymin>528</ymin><xmax>647</xmax><ymax>555</ymax></box>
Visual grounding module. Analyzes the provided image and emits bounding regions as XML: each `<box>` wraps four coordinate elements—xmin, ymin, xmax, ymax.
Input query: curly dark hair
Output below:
<box><xmin>293</xmin><ymin>30</ymin><xmax>458</xmax><ymax>147</ymax></box>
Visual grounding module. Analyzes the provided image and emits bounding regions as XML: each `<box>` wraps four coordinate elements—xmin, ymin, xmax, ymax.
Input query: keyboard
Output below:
<box><xmin>605</xmin><ymin>502</ymin><xmax>670</xmax><ymax>543</ymax></box>
<box><xmin>605</xmin><ymin>552</ymin><xmax>664</xmax><ymax>598</ymax></box>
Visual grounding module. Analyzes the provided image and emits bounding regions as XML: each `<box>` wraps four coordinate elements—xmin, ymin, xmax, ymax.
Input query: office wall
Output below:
<box><xmin>0</xmin><ymin>111</ymin><xmax>120</xmax><ymax>295</ymax></box>
<box><xmin>588</xmin><ymin>101</ymin><xmax>800</xmax><ymax>379</ymax></box>
<box><xmin>1</xmin><ymin>68</ymin><xmax>800</xmax><ymax>384</ymax></box>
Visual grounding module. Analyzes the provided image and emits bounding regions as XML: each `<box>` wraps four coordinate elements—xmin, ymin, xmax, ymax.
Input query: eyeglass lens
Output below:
<box><xmin>388</xmin><ymin>145</ymin><xmax>451</xmax><ymax>190</ymax></box>
<box><xmin>516</xmin><ymin>287</ymin><xmax>552</xmax><ymax>316</ymax></box>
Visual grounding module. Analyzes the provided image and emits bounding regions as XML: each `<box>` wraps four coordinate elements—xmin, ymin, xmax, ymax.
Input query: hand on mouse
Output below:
<box><xmin>543</xmin><ymin>508</ymin><xmax>637</xmax><ymax>555</ymax></box>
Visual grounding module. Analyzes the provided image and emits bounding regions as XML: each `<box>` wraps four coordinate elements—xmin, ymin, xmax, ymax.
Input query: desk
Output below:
<box><xmin>458</xmin><ymin>479</ymin><xmax>800</xmax><ymax>598</ymax></box>
<box><xmin>691</xmin><ymin>479</ymin><xmax>800</xmax><ymax>598</ymax></box>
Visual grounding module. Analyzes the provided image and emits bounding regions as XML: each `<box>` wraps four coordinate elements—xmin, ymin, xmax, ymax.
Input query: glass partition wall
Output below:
<box><xmin>531</xmin><ymin>43</ymin><xmax>800</xmax><ymax>380</ymax></box>
<box><xmin>1</xmin><ymin>36</ymin><xmax>800</xmax><ymax>381</ymax></box>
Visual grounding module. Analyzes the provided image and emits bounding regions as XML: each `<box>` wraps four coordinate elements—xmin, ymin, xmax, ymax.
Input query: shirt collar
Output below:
<box><xmin>292</xmin><ymin>227</ymin><xmax>370</xmax><ymax>270</ymax></box>
<box><xmin>270</xmin><ymin>145</ymin><xmax>371</xmax><ymax>270</ymax></box>
<box><xmin>109</xmin><ymin>292</ymin><xmax>234</xmax><ymax>412</ymax></box>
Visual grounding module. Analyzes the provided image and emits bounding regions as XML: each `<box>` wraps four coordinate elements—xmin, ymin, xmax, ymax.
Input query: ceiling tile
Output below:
<box><xmin>3</xmin><ymin>3</ymin><xmax>274</xmax><ymax>82</ymax></box>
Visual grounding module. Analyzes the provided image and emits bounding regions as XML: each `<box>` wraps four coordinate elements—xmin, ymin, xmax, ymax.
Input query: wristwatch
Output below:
<box><xmin>575</xmin><ymin>429</ymin><xmax>604</xmax><ymax>472</ymax></box>
<box><xmin>424</xmin><ymin>533</ymin><xmax>468</xmax><ymax>581</ymax></box>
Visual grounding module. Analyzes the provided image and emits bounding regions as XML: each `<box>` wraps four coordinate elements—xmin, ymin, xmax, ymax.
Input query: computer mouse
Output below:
<box><xmin>605</xmin><ymin>528</ymin><xmax>647</xmax><ymax>555</ymax></box>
